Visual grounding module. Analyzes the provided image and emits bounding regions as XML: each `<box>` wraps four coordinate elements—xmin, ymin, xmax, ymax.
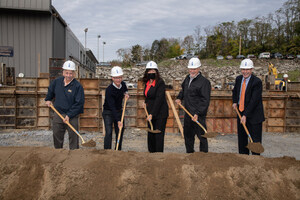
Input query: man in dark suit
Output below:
<box><xmin>232</xmin><ymin>59</ymin><xmax>265</xmax><ymax>155</ymax></box>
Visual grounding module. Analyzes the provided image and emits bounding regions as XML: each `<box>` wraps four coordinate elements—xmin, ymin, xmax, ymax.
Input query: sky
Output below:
<box><xmin>52</xmin><ymin>0</ymin><xmax>287</xmax><ymax>62</ymax></box>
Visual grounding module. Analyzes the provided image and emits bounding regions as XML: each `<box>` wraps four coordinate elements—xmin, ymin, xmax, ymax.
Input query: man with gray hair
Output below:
<box><xmin>45</xmin><ymin>60</ymin><xmax>85</xmax><ymax>150</ymax></box>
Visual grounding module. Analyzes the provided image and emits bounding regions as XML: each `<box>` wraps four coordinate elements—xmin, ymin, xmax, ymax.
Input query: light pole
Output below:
<box><xmin>103</xmin><ymin>41</ymin><xmax>106</xmax><ymax>62</ymax></box>
<box><xmin>97</xmin><ymin>35</ymin><xmax>101</xmax><ymax>62</ymax></box>
<box><xmin>84</xmin><ymin>28</ymin><xmax>88</xmax><ymax>48</ymax></box>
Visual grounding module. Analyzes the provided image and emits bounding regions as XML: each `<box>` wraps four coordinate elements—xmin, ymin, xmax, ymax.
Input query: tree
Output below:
<box><xmin>194</xmin><ymin>25</ymin><xmax>204</xmax><ymax>55</ymax></box>
<box><xmin>116</xmin><ymin>48</ymin><xmax>131</xmax><ymax>67</ymax></box>
<box><xmin>131</xmin><ymin>44</ymin><xmax>143</xmax><ymax>63</ymax></box>
<box><xmin>150</xmin><ymin>38</ymin><xmax>170</xmax><ymax>61</ymax></box>
<box><xmin>167</xmin><ymin>41</ymin><xmax>183</xmax><ymax>58</ymax></box>
<box><xmin>181</xmin><ymin>35</ymin><xmax>194</xmax><ymax>53</ymax></box>
<box><xmin>142</xmin><ymin>45</ymin><xmax>151</xmax><ymax>61</ymax></box>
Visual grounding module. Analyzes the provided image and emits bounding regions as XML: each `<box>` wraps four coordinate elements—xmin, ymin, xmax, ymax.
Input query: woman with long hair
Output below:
<box><xmin>142</xmin><ymin>61</ymin><xmax>169</xmax><ymax>152</ymax></box>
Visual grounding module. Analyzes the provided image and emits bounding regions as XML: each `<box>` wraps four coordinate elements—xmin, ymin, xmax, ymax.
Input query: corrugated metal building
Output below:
<box><xmin>0</xmin><ymin>0</ymin><xmax>97</xmax><ymax>78</ymax></box>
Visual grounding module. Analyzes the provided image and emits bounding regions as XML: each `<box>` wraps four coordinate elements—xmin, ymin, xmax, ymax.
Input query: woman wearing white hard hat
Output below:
<box><xmin>142</xmin><ymin>61</ymin><xmax>169</xmax><ymax>152</ymax></box>
<box><xmin>175</xmin><ymin>57</ymin><xmax>211</xmax><ymax>153</ymax></box>
<box><xmin>232</xmin><ymin>58</ymin><xmax>265</xmax><ymax>155</ymax></box>
<box><xmin>45</xmin><ymin>60</ymin><xmax>85</xmax><ymax>150</ymax></box>
<box><xmin>102</xmin><ymin>66</ymin><xmax>129</xmax><ymax>150</ymax></box>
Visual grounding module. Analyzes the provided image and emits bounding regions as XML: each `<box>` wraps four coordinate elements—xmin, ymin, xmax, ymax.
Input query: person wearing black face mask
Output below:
<box><xmin>142</xmin><ymin>61</ymin><xmax>169</xmax><ymax>153</ymax></box>
<box><xmin>147</xmin><ymin>73</ymin><xmax>156</xmax><ymax>80</ymax></box>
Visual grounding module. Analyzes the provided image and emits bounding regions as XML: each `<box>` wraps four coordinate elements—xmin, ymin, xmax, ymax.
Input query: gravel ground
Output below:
<box><xmin>0</xmin><ymin>128</ymin><xmax>299</xmax><ymax>160</ymax></box>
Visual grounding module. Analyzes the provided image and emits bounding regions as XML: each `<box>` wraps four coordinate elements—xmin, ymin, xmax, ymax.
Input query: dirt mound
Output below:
<box><xmin>0</xmin><ymin>147</ymin><xmax>299</xmax><ymax>200</ymax></box>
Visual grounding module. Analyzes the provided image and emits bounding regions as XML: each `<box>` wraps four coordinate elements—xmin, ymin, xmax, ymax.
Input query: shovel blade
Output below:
<box><xmin>82</xmin><ymin>139</ymin><xmax>96</xmax><ymax>147</ymax></box>
<box><xmin>246</xmin><ymin>142</ymin><xmax>264</xmax><ymax>154</ymax></box>
<box><xmin>146</xmin><ymin>128</ymin><xmax>161</xmax><ymax>134</ymax></box>
<box><xmin>202</xmin><ymin>132</ymin><xmax>219</xmax><ymax>138</ymax></box>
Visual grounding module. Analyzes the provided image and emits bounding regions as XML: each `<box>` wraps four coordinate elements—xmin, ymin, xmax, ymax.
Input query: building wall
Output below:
<box><xmin>52</xmin><ymin>16</ymin><xmax>65</xmax><ymax>58</ymax></box>
<box><xmin>0</xmin><ymin>0</ymin><xmax>51</xmax><ymax>11</ymax></box>
<box><xmin>66</xmin><ymin>26</ymin><xmax>85</xmax><ymax>63</ymax></box>
<box><xmin>0</xmin><ymin>10</ymin><xmax>52</xmax><ymax>77</ymax></box>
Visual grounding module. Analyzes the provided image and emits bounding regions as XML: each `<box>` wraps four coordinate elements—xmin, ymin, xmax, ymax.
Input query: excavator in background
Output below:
<box><xmin>268</xmin><ymin>62</ymin><xmax>282</xmax><ymax>90</ymax></box>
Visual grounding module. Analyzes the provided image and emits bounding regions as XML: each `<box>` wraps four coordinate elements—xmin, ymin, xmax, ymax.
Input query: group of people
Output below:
<box><xmin>45</xmin><ymin>57</ymin><xmax>265</xmax><ymax>155</ymax></box>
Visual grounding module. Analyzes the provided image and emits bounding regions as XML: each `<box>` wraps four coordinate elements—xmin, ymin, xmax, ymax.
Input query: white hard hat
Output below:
<box><xmin>240</xmin><ymin>59</ymin><xmax>254</xmax><ymax>69</ymax></box>
<box><xmin>188</xmin><ymin>58</ymin><xmax>201</xmax><ymax>68</ymax></box>
<box><xmin>283</xmin><ymin>74</ymin><xmax>288</xmax><ymax>78</ymax></box>
<box><xmin>62</xmin><ymin>60</ymin><xmax>76</xmax><ymax>71</ymax></box>
<box><xmin>111</xmin><ymin>66</ymin><xmax>123</xmax><ymax>77</ymax></box>
<box><xmin>146</xmin><ymin>61</ymin><xmax>158</xmax><ymax>69</ymax></box>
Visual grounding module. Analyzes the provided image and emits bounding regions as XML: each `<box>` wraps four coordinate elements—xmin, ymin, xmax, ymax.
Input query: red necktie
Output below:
<box><xmin>239</xmin><ymin>79</ymin><xmax>246</xmax><ymax>112</ymax></box>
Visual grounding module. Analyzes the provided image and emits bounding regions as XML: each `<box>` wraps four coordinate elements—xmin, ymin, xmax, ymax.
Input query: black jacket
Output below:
<box><xmin>232</xmin><ymin>75</ymin><xmax>265</xmax><ymax>124</ymax></box>
<box><xmin>144</xmin><ymin>79</ymin><xmax>169</xmax><ymax>119</ymax></box>
<box><xmin>45</xmin><ymin>76</ymin><xmax>85</xmax><ymax>119</ymax></box>
<box><xmin>177</xmin><ymin>73</ymin><xmax>211</xmax><ymax>117</ymax></box>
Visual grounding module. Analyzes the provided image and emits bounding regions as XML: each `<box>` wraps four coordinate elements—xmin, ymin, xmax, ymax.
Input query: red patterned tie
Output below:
<box><xmin>239</xmin><ymin>79</ymin><xmax>246</xmax><ymax>112</ymax></box>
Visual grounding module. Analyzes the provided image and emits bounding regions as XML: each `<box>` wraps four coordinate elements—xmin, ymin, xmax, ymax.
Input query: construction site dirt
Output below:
<box><xmin>0</xmin><ymin>128</ymin><xmax>299</xmax><ymax>199</ymax></box>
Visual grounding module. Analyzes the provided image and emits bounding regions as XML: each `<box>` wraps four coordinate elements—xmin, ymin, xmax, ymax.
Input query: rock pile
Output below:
<box><xmin>96</xmin><ymin>59</ymin><xmax>299</xmax><ymax>88</ymax></box>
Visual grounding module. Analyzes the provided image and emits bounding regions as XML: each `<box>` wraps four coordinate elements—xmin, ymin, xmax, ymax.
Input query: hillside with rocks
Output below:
<box><xmin>96</xmin><ymin>59</ymin><xmax>299</xmax><ymax>88</ymax></box>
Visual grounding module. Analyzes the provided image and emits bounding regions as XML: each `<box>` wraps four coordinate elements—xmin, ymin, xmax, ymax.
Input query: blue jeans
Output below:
<box><xmin>102</xmin><ymin>109</ymin><xmax>124</xmax><ymax>150</ymax></box>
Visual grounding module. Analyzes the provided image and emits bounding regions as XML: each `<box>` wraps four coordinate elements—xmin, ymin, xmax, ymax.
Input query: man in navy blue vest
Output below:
<box><xmin>45</xmin><ymin>60</ymin><xmax>84</xmax><ymax>150</ymax></box>
<box><xmin>232</xmin><ymin>59</ymin><xmax>265</xmax><ymax>155</ymax></box>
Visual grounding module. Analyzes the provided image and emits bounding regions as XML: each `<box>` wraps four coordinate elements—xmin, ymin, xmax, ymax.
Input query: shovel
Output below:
<box><xmin>234</xmin><ymin>107</ymin><xmax>264</xmax><ymax>154</ymax></box>
<box><xmin>50</xmin><ymin>105</ymin><xmax>96</xmax><ymax>147</ymax></box>
<box><xmin>178</xmin><ymin>103</ymin><xmax>218</xmax><ymax>138</ymax></box>
<box><xmin>115</xmin><ymin>97</ymin><xmax>128</xmax><ymax>151</ymax></box>
<box><xmin>143</xmin><ymin>104</ymin><xmax>161</xmax><ymax>134</ymax></box>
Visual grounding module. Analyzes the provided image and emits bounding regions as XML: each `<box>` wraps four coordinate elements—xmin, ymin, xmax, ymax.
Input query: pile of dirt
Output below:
<box><xmin>0</xmin><ymin>147</ymin><xmax>299</xmax><ymax>199</ymax></box>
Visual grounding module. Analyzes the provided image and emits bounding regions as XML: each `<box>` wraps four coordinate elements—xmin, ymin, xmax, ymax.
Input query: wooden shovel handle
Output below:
<box><xmin>234</xmin><ymin>107</ymin><xmax>253</xmax><ymax>143</ymax></box>
<box><xmin>178</xmin><ymin>103</ymin><xmax>207</xmax><ymax>134</ymax></box>
<box><xmin>116</xmin><ymin>97</ymin><xmax>128</xmax><ymax>150</ymax></box>
<box><xmin>143</xmin><ymin>104</ymin><xmax>154</xmax><ymax>131</ymax></box>
<box><xmin>50</xmin><ymin>104</ymin><xmax>85</xmax><ymax>143</ymax></box>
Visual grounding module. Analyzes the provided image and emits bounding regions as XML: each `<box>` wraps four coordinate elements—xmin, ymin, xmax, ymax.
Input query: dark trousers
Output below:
<box><xmin>103</xmin><ymin>109</ymin><xmax>124</xmax><ymax>150</ymax></box>
<box><xmin>52</xmin><ymin>113</ymin><xmax>79</xmax><ymax>150</ymax></box>
<box><xmin>237</xmin><ymin>117</ymin><xmax>262</xmax><ymax>155</ymax></box>
<box><xmin>147</xmin><ymin>117</ymin><xmax>167</xmax><ymax>153</ymax></box>
<box><xmin>183</xmin><ymin>114</ymin><xmax>208</xmax><ymax>153</ymax></box>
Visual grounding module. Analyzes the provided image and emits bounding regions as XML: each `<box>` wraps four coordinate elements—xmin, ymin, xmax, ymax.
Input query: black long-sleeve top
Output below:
<box><xmin>144</xmin><ymin>79</ymin><xmax>169</xmax><ymax>119</ymax></box>
<box><xmin>177</xmin><ymin>73</ymin><xmax>211</xmax><ymax>117</ymax></box>
<box><xmin>103</xmin><ymin>81</ymin><xmax>128</xmax><ymax>122</ymax></box>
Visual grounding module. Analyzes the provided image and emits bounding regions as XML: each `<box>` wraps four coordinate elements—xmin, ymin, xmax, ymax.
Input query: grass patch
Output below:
<box><xmin>277</xmin><ymin>69</ymin><xmax>300</xmax><ymax>81</ymax></box>
<box><xmin>288</xmin><ymin>70</ymin><xmax>300</xmax><ymax>81</ymax></box>
<box><xmin>201</xmin><ymin>59</ymin><xmax>240</xmax><ymax>68</ymax></box>
<box><xmin>159</xmin><ymin>59</ymin><xmax>175</xmax><ymax>67</ymax></box>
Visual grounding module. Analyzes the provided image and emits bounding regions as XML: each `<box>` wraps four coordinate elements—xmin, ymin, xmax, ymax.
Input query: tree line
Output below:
<box><xmin>116</xmin><ymin>0</ymin><xmax>300</xmax><ymax>67</ymax></box>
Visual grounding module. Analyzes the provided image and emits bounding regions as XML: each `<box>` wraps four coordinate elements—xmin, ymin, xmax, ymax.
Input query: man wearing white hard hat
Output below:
<box><xmin>279</xmin><ymin>74</ymin><xmax>289</xmax><ymax>91</ymax></box>
<box><xmin>103</xmin><ymin>66</ymin><xmax>129</xmax><ymax>150</ymax></box>
<box><xmin>45</xmin><ymin>60</ymin><xmax>85</xmax><ymax>150</ymax></box>
<box><xmin>232</xmin><ymin>59</ymin><xmax>265</xmax><ymax>155</ymax></box>
<box><xmin>175</xmin><ymin>57</ymin><xmax>211</xmax><ymax>153</ymax></box>
<box><xmin>142</xmin><ymin>61</ymin><xmax>169</xmax><ymax>152</ymax></box>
